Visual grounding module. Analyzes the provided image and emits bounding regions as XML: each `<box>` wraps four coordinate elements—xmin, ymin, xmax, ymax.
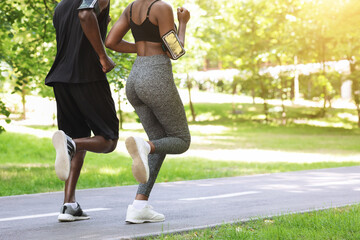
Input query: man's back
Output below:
<box><xmin>45</xmin><ymin>0</ymin><xmax>110</xmax><ymax>86</ymax></box>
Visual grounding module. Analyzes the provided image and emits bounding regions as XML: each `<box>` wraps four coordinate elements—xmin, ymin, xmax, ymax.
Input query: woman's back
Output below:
<box><xmin>105</xmin><ymin>0</ymin><xmax>189</xmax><ymax>59</ymax></box>
<box><xmin>129</xmin><ymin>0</ymin><xmax>171</xmax><ymax>56</ymax></box>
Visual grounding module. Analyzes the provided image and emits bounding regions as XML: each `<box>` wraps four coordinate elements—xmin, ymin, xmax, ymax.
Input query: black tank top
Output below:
<box><xmin>130</xmin><ymin>0</ymin><xmax>162</xmax><ymax>43</ymax></box>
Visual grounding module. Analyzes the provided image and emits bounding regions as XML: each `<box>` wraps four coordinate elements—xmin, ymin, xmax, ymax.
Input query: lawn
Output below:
<box><xmin>150</xmin><ymin>204</ymin><xmax>360</xmax><ymax>240</ymax></box>
<box><xmin>1</xmin><ymin>101</ymin><xmax>360</xmax><ymax>196</ymax></box>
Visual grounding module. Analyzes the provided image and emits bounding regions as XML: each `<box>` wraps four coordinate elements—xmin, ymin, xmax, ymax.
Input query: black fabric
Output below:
<box><xmin>53</xmin><ymin>81</ymin><xmax>119</xmax><ymax>140</ymax></box>
<box><xmin>45</xmin><ymin>0</ymin><xmax>110</xmax><ymax>86</ymax></box>
<box><xmin>130</xmin><ymin>0</ymin><xmax>162</xmax><ymax>43</ymax></box>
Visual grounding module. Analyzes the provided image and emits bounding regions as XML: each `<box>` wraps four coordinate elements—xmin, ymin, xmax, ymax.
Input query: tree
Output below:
<box><xmin>0</xmin><ymin>0</ymin><xmax>57</xmax><ymax>119</ymax></box>
<box><xmin>172</xmin><ymin>0</ymin><xmax>208</xmax><ymax>122</ymax></box>
<box><xmin>0</xmin><ymin>100</ymin><xmax>11</xmax><ymax>134</ymax></box>
<box><xmin>297</xmin><ymin>0</ymin><xmax>340</xmax><ymax>115</ymax></box>
<box><xmin>228</xmin><ymin>0</ymin><xmax>288</xmax><ymax>120</ymax></box>
<box><xmin>107</xmin><ymin>52</ymin><xmax>135</xmax><ymax>129</ymax></box>
<box><xmin>333</xmin><ymin>0</ymin><xmax>360</xmax><ymax>126</ymax></box>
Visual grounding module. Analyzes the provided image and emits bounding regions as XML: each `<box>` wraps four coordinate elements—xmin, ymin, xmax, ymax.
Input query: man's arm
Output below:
<box><xmin>78</xmin><ymin>0</ymin><xmax>115</xmax><ymax>73</ymax></box>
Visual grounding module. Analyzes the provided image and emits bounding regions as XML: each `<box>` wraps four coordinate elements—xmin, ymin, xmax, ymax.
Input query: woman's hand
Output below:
<box><xmin>177</xmin><ymin>7</ymin><xmax>190</xmax><ymax>24</ymax></box>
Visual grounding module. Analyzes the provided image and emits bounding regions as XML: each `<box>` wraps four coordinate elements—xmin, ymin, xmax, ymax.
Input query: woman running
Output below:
<box><xmin>106</xmin><ymin>0</ymin><xmax>191</xmax><ymax>223</ymax></box>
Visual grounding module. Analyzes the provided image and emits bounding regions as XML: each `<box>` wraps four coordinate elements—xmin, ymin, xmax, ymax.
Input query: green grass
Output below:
<box><xmin>1</xmin><ymin>131</ymin><xmax>359</xmax><ymax>196</ymax></box>
<box><xmin>1</xmin><ymin>101</ymin><xmax>360</xmax><ymax>196</ymax></box>
<box><xmin>150</xmin><ymin>204</ymin><xmax>360</xmax><ymax>240</ymax></box>
<box><xmin>186</xmin><ymin>102</ymin><xmax>359</xmax><ymax>128</ymax></box>
<box><xmin>189</xmin><ymin>122</ymin><xmax>360</xmax><ymax>153</ymax></box>
<box><xmin>185</xmin><ymin>103</ymin><xmax>360</xmax><ymax>154</ymax></box>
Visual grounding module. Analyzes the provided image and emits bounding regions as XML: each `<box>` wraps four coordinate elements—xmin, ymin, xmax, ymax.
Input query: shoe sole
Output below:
<box><xmin>125</xmin><ymin>218</ymin><xmax>165</xmax><ymax>224</ymax></box>
<box><xmin>58</xmin><ymin>213</ymin><xmax>90</xmax><ymax>222</ymax></box>
<box><xmin>52</xmin><ymin>130</ymin><xmax>70</xmax><ymax>181</ymax></box>
<box><xmin>125</xmin><ymin>137</ymin><xmax>149</xmax><ymax>184</ymax></box>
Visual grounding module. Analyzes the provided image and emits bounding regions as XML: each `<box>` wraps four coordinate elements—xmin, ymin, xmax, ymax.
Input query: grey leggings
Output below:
<box><xmin>126</xmin><ymin>55</ymin><xmax>191</xmax><ymax>197</ymax></box>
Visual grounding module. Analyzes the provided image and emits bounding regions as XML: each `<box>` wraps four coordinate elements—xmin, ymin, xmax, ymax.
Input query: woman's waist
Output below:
<box><xmin>134</xmin><ymin>54</ymin><xmax>171</xmax><ymax>66</ymax></box>
<box><xmin>135</xmin><ymin>41</ymin><xmax>167</xmax><ymax>57</ymax></box>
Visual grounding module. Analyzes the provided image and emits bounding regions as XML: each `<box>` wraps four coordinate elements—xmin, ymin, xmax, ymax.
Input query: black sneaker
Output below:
<box><xmin>58</xmin><ymin>202</ymin><xmax>90</xmax><ymax>222</ymax></box>
<box><xmin>52</xmin><ymin>130</ymin><xmax>76</xmax><ymax>181</ymax></box>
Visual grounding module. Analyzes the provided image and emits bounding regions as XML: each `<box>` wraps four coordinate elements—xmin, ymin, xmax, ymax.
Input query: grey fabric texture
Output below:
<box><xmin>126</xmin><ymin>55</ymin><xmax>191</xmax><ymax>196</ymax></box>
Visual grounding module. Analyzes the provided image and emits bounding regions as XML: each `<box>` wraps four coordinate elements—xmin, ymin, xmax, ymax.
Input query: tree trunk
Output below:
<box><xmin>281</xmin><ymin>85</ymin><xmax>287</xmax><ymax>125</ymax></box>
<box><xmin>281</xmin><ymin>103</ymin><xmax>286</xmax><ymax>125</ymax></box>
<box><xmin>252</xmin><ymin>89</ymin><xmax>255</xmax><ymax>104</ymax></box>
<box><xmin>232</xmin><ymin>80</ymin><xmax>237</xmax><ymax>113</ymax></box>
<box><xmin>322</xmin><ymin>85</ymin><xmax>327</xmax><ymax>116</ymax></box>
<box><xmin>277</xmin><ymin>56</ymin><xmax>286</xmax><ymax>125</ymax></box>
<box><xmin>263</xmin><ymin>101</ymin><xmax>269</xmax><ymax>123</ymax></box>
<box><xmin>293</xmin><ymin>56</ymin><xmax>299</xmax><ymax>101</ymax></box>
<box><xmin>187</xmin><ymin>74</ymin><xmax>196</xmax><ymax>122</ymax></box>
<box><xmin>357</xmin><ymin>109</ymin><xmax>360</xmax><ymax>128</ymax></box>
<box><xmin>118</xmin><ymin>90</ymin><xmax>123</xmax><ymax>130</ymax></box>
<box><xmin>21</xmin><ymin>88</ymin><xmax>26</xmax><ymax>120</ymax></box>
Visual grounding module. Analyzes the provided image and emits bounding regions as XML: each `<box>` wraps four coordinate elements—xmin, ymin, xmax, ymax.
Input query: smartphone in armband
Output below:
<box><xmin>161</xmin><ymin>30</ymin><xmax>186</xmax><ymax>60</ymax></box>
<box><xmin>78</xmin><ymin>0</ymin><xmax>101</xmax><ymax>16</ymax></box>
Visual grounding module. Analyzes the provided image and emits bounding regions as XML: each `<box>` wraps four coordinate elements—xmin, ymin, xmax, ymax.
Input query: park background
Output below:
<box><xmin>1</xmin><ymin>0</ymin><xmax>360</xmax><ymax>239</ymax></box>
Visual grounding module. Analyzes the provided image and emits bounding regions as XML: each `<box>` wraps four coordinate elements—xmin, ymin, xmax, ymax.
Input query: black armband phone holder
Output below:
<box><xmin>78</xmin><ymin>0</ymin><xmax>101</xmax><ymax>16</ymax></box>
<box><xmin>161</xmin><ymin>30</ymin><xmax>185</xmax><ymax>60</ymax></box>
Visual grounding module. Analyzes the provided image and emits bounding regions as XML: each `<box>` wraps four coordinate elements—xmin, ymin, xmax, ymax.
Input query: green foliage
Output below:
<box><xmin>300</xmin><ymin>72</ymin><xmax>340</xmax><ymax>101</ymax></box>
<box><xmin>0</xmin><ymin>0</ymin><xmax>57</xmax><ymax>96</ymax></box>
<box><xmin>0</xmin><ymin>99</ymin><xmax>11</xmax><ymax>134</ymax></box>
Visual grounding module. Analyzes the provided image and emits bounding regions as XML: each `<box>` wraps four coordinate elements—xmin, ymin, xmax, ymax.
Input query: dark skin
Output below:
<box><xmin>105</xmin><ymin>0</ymin><xmax>190</xmax><ymax>201</ymax></box>
<box><xmin>64</xmin><ymin>0</ymin><xmax>117</xmax><ymax>204</ymax></box>
<box><xmin>105</xmin><ymin>0</ymin><xmax>190</xmax><ymax>58</ymax></box>
<box><xmin>78</xmin><ymin>0</ymin><xmax>115</xmax><ymax>73</ymax></box>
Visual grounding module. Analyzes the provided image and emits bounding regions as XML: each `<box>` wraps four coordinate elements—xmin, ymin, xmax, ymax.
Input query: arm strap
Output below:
<box><xmin>78</xmin><ymin>0</ymin><xmax>101</xmax><ymax>16</ymax></box>
<box><xmin>161</xmin><ymin>30</ymin><xmax>186</xmax><ymax>60</ymax></box>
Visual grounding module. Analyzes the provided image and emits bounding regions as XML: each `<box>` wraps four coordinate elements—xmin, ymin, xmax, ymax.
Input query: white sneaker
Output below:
<box><xmin>125</xmin><ymin>205</ymin><xmax>165</xmax><ymax>223</ymax></box>
<box><xmin>52</xmin><ymin>130</ymin><xmax>76</xmax><ymax>181</ymax></box>
<box><xmin>125</xmin><ymin>136</ymin><xmax>150</xmax><ymax>184</ymax></box>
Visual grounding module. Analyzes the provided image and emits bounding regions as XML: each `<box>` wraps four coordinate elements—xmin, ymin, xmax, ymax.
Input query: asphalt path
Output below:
<box><xmin>1</xmin><ymin>166</ymin><xmax>360</xmax><ymax>240</ymax></box>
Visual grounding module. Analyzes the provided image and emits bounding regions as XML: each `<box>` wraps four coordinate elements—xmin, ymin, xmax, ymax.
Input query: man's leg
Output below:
<box><xmin>63</xmin><ymin>136</ymin><xmax>117</xmax><ymax>203</ymax></box>
<box><xmin>57</xmin><ymin>135</ymin><xmax>117</xmax><ymax>222</ymax></box>
<box><xmin>75</xmin><ymin>135</ymin><xmax>117</xmax><ymax>153</ymax></box>
<box><xmin>53</xmin><ymin>81</ymin><xmax>119</xmax><ymax>221</ymax></box>
<box><xmin>64</xmin><ymin>151</ymin><xmax>86</xmax><ymax>203</ymax></box>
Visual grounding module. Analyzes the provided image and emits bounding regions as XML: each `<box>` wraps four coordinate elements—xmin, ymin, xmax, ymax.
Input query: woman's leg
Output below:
<box><xmin>133</xmin><ymin>104</ymin><xmax>167</xmax><ymax>198</ymax></box>
<box><xmin>127</xmin><ymin>76</ymin><xmax>189</xmax><ymax>197</ymax></box>
<box><xmin>125</xmin><ymin>55</ymin><xmax>191</xmax><ymax>223</ymax></box>
<box><xmin>134</xmin><ymin>58</ymin><xmax>191</xmax><ymax>155</ymax></box>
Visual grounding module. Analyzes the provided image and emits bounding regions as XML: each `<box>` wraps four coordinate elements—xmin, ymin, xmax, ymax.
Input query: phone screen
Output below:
<box><xmin>164</xmin><ymin>33</ymin><xmax>184</xmax><ymax>56</ymax></box>
<box><xmin>163</xmin><ymin>31</ymin><xmax>185</xmax><ymax>59</ymax></box>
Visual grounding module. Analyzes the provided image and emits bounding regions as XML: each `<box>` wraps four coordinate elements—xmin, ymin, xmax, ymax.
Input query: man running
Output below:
<box><xmin>45</xmin><ymin>0</ymin><xmax>120</xmax><ymax>222</ymax></box>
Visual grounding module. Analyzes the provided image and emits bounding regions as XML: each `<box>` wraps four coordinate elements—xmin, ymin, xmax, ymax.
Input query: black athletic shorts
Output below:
<box><xmin>53</xmin><ymin>81</ymin><xmax>119</xmax><ymax>140</ymax></box>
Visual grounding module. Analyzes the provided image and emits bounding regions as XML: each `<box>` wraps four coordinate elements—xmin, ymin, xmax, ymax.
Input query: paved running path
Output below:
<box><xmin>1</xmin><ymin>166</ymin><xmax>360</xmax><ymax>240</ymax></box>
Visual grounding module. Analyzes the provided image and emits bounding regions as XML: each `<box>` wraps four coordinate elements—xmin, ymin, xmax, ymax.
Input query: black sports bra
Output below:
<box><xmin>129</xmin><ymin>0</ymin><xmax>162</xmax><ymax>43</ymax></box>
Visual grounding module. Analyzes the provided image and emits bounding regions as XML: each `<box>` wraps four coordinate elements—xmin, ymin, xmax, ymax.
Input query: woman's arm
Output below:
<box><xmin>105</xmin><ymin>5</ymin><xmax>136</xmax><ymax>53</ymax></box>
<box><xmin>176</xmin><ymin>7</ymin><xmax>190</xmax><ymax>47</ymax></box>
<box><xmin>157</xmin><ymin>3</ymin><xmax>190</xmax><ymax>59</ymax></box>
